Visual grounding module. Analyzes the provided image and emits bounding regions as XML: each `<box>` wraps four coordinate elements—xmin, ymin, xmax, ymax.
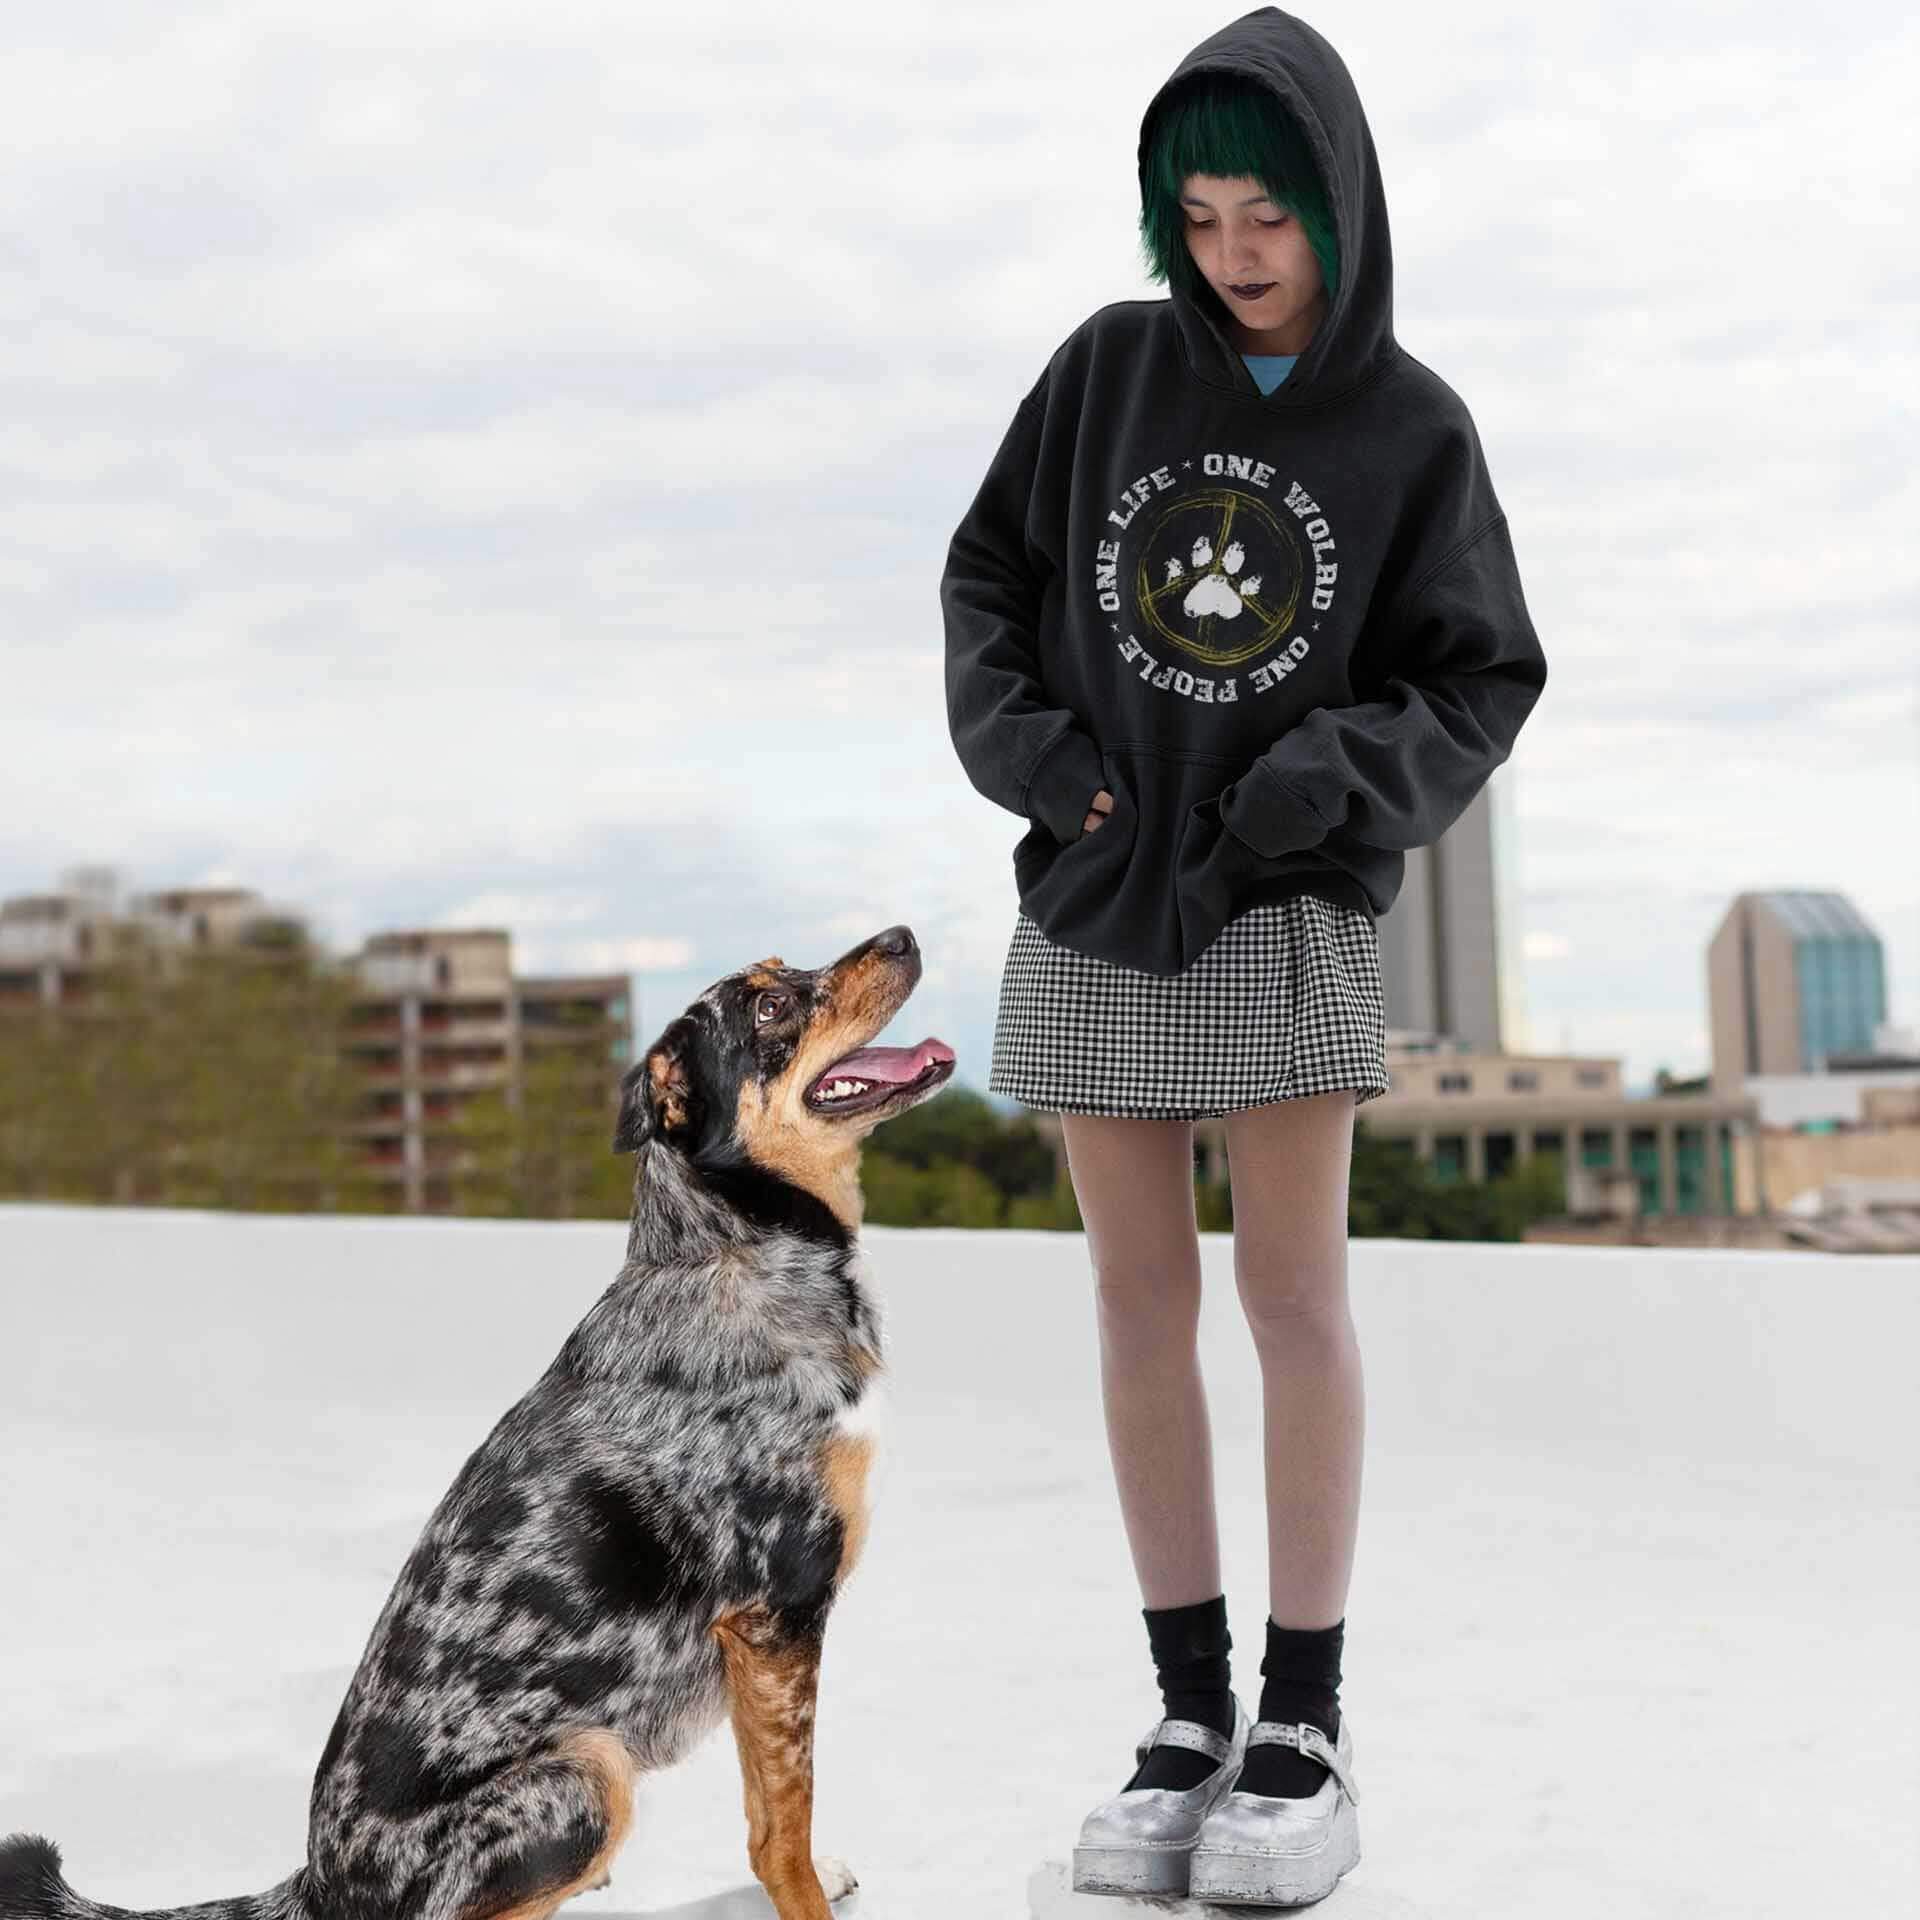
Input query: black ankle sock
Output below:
<box><xmin>1237</xmin><ymin>1616</ymin><xmax>1344</xmax><ymax>1799</ymax></box>
<box><xmin>1125</xmin><ymin>1595</ymin><xmax>1236</xmax><ymax>1793</ymax></box>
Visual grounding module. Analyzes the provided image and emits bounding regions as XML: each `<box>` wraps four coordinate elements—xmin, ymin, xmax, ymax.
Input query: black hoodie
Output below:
<box><xmin>941</xmin><ymin>5</ymin><xmax>1547</xmax><ymax>976</ymax></box>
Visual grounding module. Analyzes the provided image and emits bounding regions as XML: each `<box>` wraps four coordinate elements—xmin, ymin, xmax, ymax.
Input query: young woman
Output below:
<box><xmin>941</xmin><ymin>6</ymin><xmax>1546</xmax><ymax>1906</ymax></box>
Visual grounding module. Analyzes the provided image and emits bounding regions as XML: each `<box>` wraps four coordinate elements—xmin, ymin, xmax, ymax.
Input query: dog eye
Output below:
<box><xmin>755</xmin><ymin>992</ymin><xmax>786</xmax><ymax>1026</ymax></box>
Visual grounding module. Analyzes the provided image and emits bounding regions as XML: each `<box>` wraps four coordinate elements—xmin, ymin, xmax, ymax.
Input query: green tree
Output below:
<box><xmin>1348</xmin><ymin>1126</ymin><xmax>1566</xmax><ymax>1241</ymax></box>
<box><xmin>859</xmin><ymin>1153</ymin><xmax>1004</xmax><ymax>1227</ymax></box>
<box><xmin>1194</xmin><ymin>1176</ymin><xmax>1234</xmax><ymax>1231</ymax></box>
<box><xmin>860</xmin><ymin>1086</ymin><xmax>1060</xmax><ymax>1227</ymax></box>
<box><xmin>867</xmin><ymin>1086</ymin><xmax>1057</xmax><ymax>1194</ymax></box>
<box><xmin>0</xmin><ymin>926</ymin><xmax>368</xmax><ymax>1211</ymax></box>
<box><xmin>1005</xmin><ymin>1180</ymin><xmax>1086</xmax><ymax>1230</ymax></box>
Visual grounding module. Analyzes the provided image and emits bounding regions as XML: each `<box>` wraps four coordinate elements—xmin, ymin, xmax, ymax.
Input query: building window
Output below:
<box><xmin>1432</xmin><ymin>1135</ymin><xmax>1466</xmax><ymax>1183</ymax></box>
<box><xmin>1675</xmin><ymin>1125</ymin><xmax>1706</xmax><ymax>1215</ymax></box>
<box><xmin>1438</xmin><ymin>1072</ymin><xmax>1471</xmax><ymax>1093</ymax></box>
<box><xmin>1575</xmin><ymin>1067</ymin><xmax>1608</xmax><ymax>1088</ymax></box>
<box><xmin>1485</xmin><ymin>1131</ymin><xmax>1516</xmax><ymax>1179</ymax></box>
<box><xmin>1580</xmin><ymin>1128</ymin><xmax>1613</xmax><ymax>1168</ymax></box>
<box><xmin>1508</xmin><ymin>1070</ymin><xmax>1539</xmax><ymax>1092</ymax></box>
<box><xmin>1629</xmin><ymin>1127</ymin><xmax>1661</xmax><ymax>1216</ymax></box>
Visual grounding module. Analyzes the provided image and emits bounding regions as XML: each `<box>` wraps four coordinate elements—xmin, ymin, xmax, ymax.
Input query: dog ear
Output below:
<box><xmin>612</xmin><ymin>1060</ymin><xmax>651</xmax><ymax>1152</ymax></box>
<box><xmin>614</xmin><ymin>1025</ymin><xmax>698</xmax><ymax>1152</ymax></box>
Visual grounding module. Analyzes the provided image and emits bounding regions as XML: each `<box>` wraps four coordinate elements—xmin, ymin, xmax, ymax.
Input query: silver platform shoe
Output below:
<box><xmin>1070</xmin><ymin>1693</ymin><xmax>1249</xmax><ymax>1897</ymax></box>
<box><xmin>1187</xmin><ymin>1714</ymin><xmax>1361</xmax><ymax>1906</ymax></box>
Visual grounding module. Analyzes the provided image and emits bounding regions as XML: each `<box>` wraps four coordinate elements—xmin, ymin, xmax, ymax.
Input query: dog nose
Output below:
<box><xmin>872</xmin><ymin>925</ymin><xmax>916</xmax><ymax>957</ymax></box>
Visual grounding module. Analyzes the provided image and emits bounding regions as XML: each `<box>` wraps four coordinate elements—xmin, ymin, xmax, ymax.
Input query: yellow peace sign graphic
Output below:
<box><xmin>1133</xmin><ymin>489</ymin><xmax>1303</xmax><ymax>667</ymax></box>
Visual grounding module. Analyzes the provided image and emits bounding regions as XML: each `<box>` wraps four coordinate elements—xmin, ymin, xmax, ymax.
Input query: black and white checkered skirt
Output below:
<box><xmin>987</xmin><ymin>892</ymin><xmax>1391</xmax><ymax>1119</ymax></box>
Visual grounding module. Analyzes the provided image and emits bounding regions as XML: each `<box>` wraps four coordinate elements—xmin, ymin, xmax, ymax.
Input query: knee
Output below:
<box><xmin>1233</xmin><ymin>1269</ymin><xmax>1354</xmax><ymax>1354</ymax></box>
<box><xmin>1092</xmin><ymin>1260</ymin><xmax>1201</xmax><ymax>1350</ymax></box>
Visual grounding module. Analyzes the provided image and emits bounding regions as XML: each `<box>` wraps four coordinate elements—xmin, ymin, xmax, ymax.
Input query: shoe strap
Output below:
<box><xmin>1134</xmin><ymin>1715</ymin><xmax>1235</xmax><ymax>1766</ymax></box>
<box><xmin>1246</xmin><ymin>1719</ymin><xmax>1360</xmax><ymax>1804</ymax></box>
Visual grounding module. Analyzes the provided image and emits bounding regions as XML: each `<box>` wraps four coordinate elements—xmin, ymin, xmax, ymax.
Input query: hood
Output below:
<box><xmin>1137</xmin><ymin>6</ymin><xmax>1396</xmax><ymax>405</ymax></box>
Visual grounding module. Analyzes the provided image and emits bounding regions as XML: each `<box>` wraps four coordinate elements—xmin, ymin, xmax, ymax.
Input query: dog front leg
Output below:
<box><xmin>711</xmin><ymin>1603</ymin><xmax>850</xmax><ymax>1920</ymax></box>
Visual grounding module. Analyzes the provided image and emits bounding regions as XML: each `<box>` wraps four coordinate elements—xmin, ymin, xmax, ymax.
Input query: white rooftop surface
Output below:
<box><xmin>2</xmin><ymin>1203</ymin><xmax>1915</xmax><ymax>1918</ymax></box>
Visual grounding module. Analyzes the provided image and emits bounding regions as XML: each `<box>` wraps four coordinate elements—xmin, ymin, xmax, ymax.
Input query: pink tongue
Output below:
<box><xmin>821</xmin><ymin>1039</ymin><xmax>954</xmax><ymax>1085</ymax></box>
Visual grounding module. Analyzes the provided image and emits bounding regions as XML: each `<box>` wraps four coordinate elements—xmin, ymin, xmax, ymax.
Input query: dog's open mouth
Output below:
<box><xmin>805</xmin><ymin>1038</ymin><xmax>956</xmax><ymax>1116</ymax></box>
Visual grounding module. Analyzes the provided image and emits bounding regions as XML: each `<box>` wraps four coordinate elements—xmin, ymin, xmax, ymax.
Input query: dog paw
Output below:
<box><xmin>814</xmin><ymin>1854</ymin><xmax>859</xmax><ymax>1901</ymax></box>
<box><xmin>1170</xmin><ymin>534</ymin><xmax>1261</xmax><ymax>622</ymax></box>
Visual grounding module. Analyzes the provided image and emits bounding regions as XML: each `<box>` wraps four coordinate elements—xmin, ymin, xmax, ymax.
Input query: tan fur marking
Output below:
<box><xmin>735</xmin><ymin>1080</ymin><xmax>865</xmax><ymax>1234</ymax></box>
<box><xmin>461</xmin><ymin>1727</ymin><xmax>636</xmax><ymax>1920</ymax></box>
<box><xmin>729</xmin><ymin>945</ymin><xmax>928</xmax><ymax>1229</ymax></box>
<box><xmin>820</xmin><ymin>1431</ymin><xmax>874</xmax><ymax>1584</ymax></box>
<box><xmin>713</xmin><ymin>1607</ymin><xmax>836</xmax><ymax>1920</ymax></box>
<box><xmin>649</xmin><ymin>1046</ymin><xmax>692</xmax><ymax>1134</ymax></box>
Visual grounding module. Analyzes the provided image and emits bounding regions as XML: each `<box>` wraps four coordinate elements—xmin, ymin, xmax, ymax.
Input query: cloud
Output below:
<box><xmin>3</xmin><ymin>0</ymin><xmax>1915</xmax><ymax>1098</ymax></box>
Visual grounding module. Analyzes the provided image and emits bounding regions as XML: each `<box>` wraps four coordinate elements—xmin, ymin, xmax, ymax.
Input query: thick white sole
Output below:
<box><xmin>1187</xmin><ymin>1795</ymin><xmax>1360</xmax><ymax>1906</ymax></box>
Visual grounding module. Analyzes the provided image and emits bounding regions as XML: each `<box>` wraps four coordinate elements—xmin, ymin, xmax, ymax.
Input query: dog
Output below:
<box><xmin>0</xmin><ymin>923</ymin><xmax>955</xmax><ymax>1920</ymax></box>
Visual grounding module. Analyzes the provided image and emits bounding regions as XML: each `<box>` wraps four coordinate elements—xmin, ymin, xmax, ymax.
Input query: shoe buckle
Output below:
<box><xmin>1295</xmin><ymin>1721</ymin><xmax>1358</xmax><ymax>1804</ymax></box>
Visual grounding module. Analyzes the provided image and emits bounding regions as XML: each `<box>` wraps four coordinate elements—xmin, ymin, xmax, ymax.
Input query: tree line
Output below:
<box><xmin>0</xmin><ymin>928</ymin><xmax>1562</xmax><ymax>1238</ymax></box>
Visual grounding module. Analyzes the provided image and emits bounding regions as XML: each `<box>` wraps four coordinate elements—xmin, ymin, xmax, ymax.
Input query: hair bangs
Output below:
<box><xmin>1139</xmin><ymin>72</ymin><xmax>1339</xmax><ymax>308</ymax></box>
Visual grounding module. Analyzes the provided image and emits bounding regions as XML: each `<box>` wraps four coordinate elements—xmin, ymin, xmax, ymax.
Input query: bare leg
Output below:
<box><xmin>1221</xmin><ymin>1091</ymin><xmax>1364</xmax><ymax>1626</ymax></box>
<box><xmin>1060</xmin><ymin>1113</ymin><xmax>1220</xmax><ymax>1608</ymax></box>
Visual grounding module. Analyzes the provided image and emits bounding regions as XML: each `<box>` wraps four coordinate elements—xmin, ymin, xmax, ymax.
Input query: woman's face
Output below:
<box><xmin>1180</xmin><ymin>172</ymin><xmax>1327</xmax><ymax>353</ymax></box>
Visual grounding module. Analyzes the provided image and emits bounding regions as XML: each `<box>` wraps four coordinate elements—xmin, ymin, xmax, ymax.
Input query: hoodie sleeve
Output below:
<box><xmin>1216</xmin><ymin>513</ymin><xmax>1546</xmax><ymax>858</ymax></box>
<box><xmin>942</xmin><ymin>380</ymin><xmax>1107</xmax><ymax>845</ymax></box>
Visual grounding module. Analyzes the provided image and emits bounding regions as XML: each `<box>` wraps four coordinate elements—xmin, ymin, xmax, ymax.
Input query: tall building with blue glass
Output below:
<box><xmin>1707</xmin><ymin>890</ymin><xmax>1888</xmax><ymax>1092</ymax></box>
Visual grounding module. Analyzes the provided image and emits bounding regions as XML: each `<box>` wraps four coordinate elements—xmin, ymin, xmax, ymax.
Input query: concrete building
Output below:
<box><xmin>0</xmin><ymin>874</ymin><xmax>632</xmax><ymax>1217</ymax></box>
<box><xmin>0</xmin><ymin>877</ymin><xmax>311</xmax><ymax>995</ymax></box>
<box><xmin>1708</xmin><ymin>889</ymin><xmax>1890</xmax><ymax>1093</ymax></box>
<box><xmin>1021</xmin><ymin>1038</ymin><xmax>1757</xmax><ymax>1225</ymax></box>
<box><xmin>1373</xmin><ymin>772</ymin><xmax>1515</xmax><ymax>1056</ymax></box>
<box><xmin>1700</xmin><ymin>888</ymin><xmax>1919</xmax><ymax>1222</ymax></box>
<box><xmin>1739</xmin><ymin>1053</ymin><xmax>1920</xmax><ymax>1131</ymax></box>
<box><xmin>1352</xmin><ymin>1038</ymin><xmax>1754</xmax><ymax>1219</ymax></box>
<box><xmin>0</xmin><ymin>890</ymin><xmax>116</xmax><ymax>976</ymax></box>
<box><xmin>347</xmin><ymin>928</ymin><xmax>631</xmax><ymax>1213</ymax></box>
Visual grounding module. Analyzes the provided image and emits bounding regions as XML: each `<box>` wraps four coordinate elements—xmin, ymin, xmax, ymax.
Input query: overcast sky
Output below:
<box><xmin>5</xmin><ymin>0</ymin><xmax>1915</xmax><ymax>1098</ymax></box>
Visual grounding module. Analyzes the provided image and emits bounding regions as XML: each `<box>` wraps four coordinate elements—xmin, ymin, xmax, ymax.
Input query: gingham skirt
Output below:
<box><xmin>987</xmin><ymin>892</ymin><xmax>1391</xmax><ymax>1119</ymax></box>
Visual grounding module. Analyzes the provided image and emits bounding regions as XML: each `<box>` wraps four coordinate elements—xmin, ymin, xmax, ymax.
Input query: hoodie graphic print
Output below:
<box><xmin>941</xmin><ymin>5</ymin><xmax>1548</xmax><ymax>976</ymax></box>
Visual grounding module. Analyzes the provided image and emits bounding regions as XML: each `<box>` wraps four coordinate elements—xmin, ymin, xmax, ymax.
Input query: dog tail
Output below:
<box><xmin>0</xmin><ymin>1835</ymin><xmax>307</xmax><ymax>1920</ymax></box>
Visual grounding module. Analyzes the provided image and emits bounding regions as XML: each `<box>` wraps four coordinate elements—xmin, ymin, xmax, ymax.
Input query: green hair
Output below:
<box><xmin>1139</xmin><ymin>71</ymin><xmax>1340</xmax><ymax>310</ymax></box>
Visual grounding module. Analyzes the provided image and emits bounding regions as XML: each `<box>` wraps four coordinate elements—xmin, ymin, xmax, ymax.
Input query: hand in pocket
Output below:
<box><xmin>1082</xmin><ymin>788</ymin><xmax>1115</xmax><ymax>836</ymax></box>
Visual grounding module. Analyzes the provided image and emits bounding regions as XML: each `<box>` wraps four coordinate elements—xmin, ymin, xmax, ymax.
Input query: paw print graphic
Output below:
<box><xmin>1164</xmin><ymin>535</ymin><xmax>1263</xmax><ymax>621</ymax></box>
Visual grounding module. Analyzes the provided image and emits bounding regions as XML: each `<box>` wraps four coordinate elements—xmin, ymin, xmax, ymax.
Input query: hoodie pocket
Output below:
<box><xmin>1013</xmin><ymin>749</ymin><xmax>1136</xmax><ymax>926</ymax></box>
<box><xmin>1174</xmin><ymin>788</ymin><xmax>1246</xmax><ymax>969</ymax></box>
<box><xmin>1011</xmin><ymin>747</ymin><xmax>1228</xmax><ymax>975</ymax></box>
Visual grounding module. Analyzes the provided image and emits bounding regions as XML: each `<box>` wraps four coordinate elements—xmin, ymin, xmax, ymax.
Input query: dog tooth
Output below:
<box><xmin>818</xmin><ymin>1077</ymin><xmax>872</xmax><ymax>1101</ymax></box>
